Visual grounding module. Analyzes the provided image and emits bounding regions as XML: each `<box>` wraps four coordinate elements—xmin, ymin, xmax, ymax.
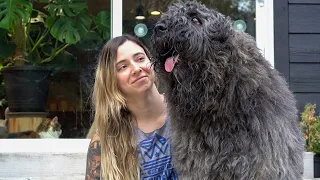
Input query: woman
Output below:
<box><xmin>85</xmin><ymin>34</ymin><xmax>178</xmax><ymax>180</ymax></box>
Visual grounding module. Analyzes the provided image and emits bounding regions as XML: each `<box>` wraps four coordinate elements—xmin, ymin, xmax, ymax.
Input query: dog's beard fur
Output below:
<box><xmin>151</xmin><ymin>1</ymin><xmax>304</xmax><ymax>180</ymax></box>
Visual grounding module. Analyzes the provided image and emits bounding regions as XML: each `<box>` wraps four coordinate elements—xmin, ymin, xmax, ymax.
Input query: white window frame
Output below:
<box><xmin>111</xmin><ymin>0</ymin><xmax>122</xmax><ymax>38</ymax></box>
<box><xmin>256</xmin><ymin>0</ymin><xmax>274</xmax><ymax>67</ymax></box>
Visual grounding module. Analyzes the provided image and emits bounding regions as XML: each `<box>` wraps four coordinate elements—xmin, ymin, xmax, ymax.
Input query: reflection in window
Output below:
<box><xmin>123</xmin><ymin>0</ymin><xmax>255</xmax><ymax>48</ymax></box>
<box><xmin>0</xmin><ymin>0</ymin><xmax>111</xmax><ymax>138</ymax></box>
<box><xmin>47</xmin><ymin>0</ymin><xmax>111</xmax><ymax>138</ymax></box>
<box><xmin>122</xmin><ymin>0</ymin><xmax>255</xmax><ymax>95</ymax></box>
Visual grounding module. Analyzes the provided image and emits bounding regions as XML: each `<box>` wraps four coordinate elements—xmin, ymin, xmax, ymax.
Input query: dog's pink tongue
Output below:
<box><xmin>165</xmin><ymin>55</ymin><xmax>179</xmax><ymax>72</ymax></box>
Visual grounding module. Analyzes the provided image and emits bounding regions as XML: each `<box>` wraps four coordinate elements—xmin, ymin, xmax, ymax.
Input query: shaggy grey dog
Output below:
<box><xmin>150</xmin><ymin>1</ymin><xmax>304</xmax><ymax>180</ymax></box>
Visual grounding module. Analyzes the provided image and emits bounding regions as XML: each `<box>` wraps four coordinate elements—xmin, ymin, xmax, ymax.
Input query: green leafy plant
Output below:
<box><xmin>0</xmin><ymin>0</ymin><xmax>110</xmax><ymax>66</ymax></box>
<box><xmin>300</xmin><ymin>104</ymin><xmax>320</xmax><ymax>157</ymax></box>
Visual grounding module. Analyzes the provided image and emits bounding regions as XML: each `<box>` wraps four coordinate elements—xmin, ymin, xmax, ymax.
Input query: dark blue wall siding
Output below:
<box><xmin>289</xmin><ymin>0</ymin><xmax>320</xmax><ymax>4</ymax></box>
<box><xmin>274</xmin><ymin>0</ymin><xmax>289</xmax><ymax>80</ymax></box>
<box><xmin>289</xmin><ymin>5</ymin><xmax>320</xmax><ymax>33</ymax></box>
<box><xmin>290</xmin><ymin>64</ymin><xmax>320</xmax><ymax>92</ymax></box>
<box><xmin>275</xmin><ymin>0</ymin><xmax>320</xmax><ymax>113</ymax></box>
<box><xmin>289</xmin><ymin>34</ymin><xmax>320</xmax><ymax>63</ymax></box>
<box><xmin>294</xmin><ymin>93</ymin><xmax>320</xmax><ymax>113</ymax></box>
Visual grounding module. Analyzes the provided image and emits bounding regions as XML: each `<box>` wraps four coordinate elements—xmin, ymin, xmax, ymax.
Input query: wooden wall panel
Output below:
<box><xmin>289</xmin><ymin>5</ymin><xmax>320</xmax><ymax>33</ymax></box>
<box><xmin>289</xmin><ymin>34</ymin><xmax>320</xmax><ymax>63</ymax></box>
<box><xmin>290</xmin><ymin>64</ymin><xmax>320</xmax><ymax>92</ymax></box>
<box><xmin>289</xmin><ymin>0</ymin><xmax>320</xmax><ymax>4</ymax></box>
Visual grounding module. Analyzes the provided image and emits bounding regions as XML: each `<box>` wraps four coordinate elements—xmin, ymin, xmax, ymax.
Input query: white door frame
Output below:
<box><xmin>111</xmin><ymin>0</ymin><xmax>123</xmax><ymax>38</ymax></box>
<box><xmin>111</xmin><ymin>0</ymin><xmax>274</xmax><ymax>66</ymax></box>
<box><xmin>256</xmin><ymin>0</ymin><xmax>274</xmax><ymax>67</ymax></box>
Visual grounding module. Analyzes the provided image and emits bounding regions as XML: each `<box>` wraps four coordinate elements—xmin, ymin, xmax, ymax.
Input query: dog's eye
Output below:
<box><xmin>192</xmin><ymin>17</ymin><xmax>201</xmax><ymax>25</ymax></box>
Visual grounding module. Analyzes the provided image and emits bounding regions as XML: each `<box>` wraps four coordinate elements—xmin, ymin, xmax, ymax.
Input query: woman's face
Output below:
<box><xmin>116</xmin><ymin>40</ymin><xmax>154</xmax><ymax>97</ymax></box>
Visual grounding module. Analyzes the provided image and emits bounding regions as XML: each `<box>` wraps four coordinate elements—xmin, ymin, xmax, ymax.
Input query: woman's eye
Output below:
<box><xmin>192</xmin><ymin>17</ymin><xmax>201</xmax><ymax>25</ymax></box>
<box><xmin>137</xmin><ymin>57</ymin><xmax>145</xmax><ymax>61</ymax></box>
<box><xmin>118</xmin><ymin>65</ymin><xmax>127</xmax><ymax>71</ymax></box>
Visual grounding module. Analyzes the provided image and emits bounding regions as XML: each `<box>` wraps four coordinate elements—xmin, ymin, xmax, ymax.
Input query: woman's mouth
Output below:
<box><xmin>132</xmin><ymin>76</ymin><xmax>147</xmax><ymax>84</ymax></box>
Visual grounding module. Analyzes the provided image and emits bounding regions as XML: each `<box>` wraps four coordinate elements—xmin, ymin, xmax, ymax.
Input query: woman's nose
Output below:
<box><xmin>131</xmin><ymin>62</ymin><xmax>142</xmax><ymax>73</ymax></box>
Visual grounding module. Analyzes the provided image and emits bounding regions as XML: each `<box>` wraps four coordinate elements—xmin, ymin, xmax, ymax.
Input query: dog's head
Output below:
<box><xmin>151</xmin><ymin>1</ymin><xmax>233</xmax><ymax>77</ymax></box>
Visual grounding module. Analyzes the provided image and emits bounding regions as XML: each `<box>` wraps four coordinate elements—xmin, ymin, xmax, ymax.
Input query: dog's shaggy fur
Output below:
<box><xmin>150</xmin><ymin>1</ymin><xmax>304</xmax><ymax>180</ymax></box>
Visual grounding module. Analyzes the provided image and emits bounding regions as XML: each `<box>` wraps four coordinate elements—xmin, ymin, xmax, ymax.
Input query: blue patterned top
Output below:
<box><xmin>135</xmin><ymin>117</ymin><xmax>178</xmax><ymax>180</ymax></box>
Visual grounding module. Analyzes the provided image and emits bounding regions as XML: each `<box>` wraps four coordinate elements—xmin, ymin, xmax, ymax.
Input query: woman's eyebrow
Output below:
<box><xmin>116</xmin><ymin>59</ymin><xmax>127</xmax><ymax>66</ymax></box>
<box><xmin>133</xmin><ymin>52</ymin><xmax>145</xmax><ymax>57</ymax></box>
<box><xmin>116</xmin><ymin>52</ymin><xmax>145</xmax><ymax>65</ymax></box>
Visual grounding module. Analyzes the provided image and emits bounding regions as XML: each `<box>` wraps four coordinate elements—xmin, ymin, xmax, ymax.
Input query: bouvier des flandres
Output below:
<box><xmin>151</xmin><ymin>1</ymin><xmax>304</xmax><ymax>180</ymax></box>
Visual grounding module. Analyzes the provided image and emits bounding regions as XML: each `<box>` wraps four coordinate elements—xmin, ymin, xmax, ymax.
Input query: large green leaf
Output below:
<box><xmin>50</xmin><ymin>16</ymin><xmax>81</xmax><ymax>44</ymax></box>
<box><xmin>0</xmin><ymin>0</ymin><xmax>32</xmax><ymax>32</ymax></box>
<box><xmin>50</xmin><ymin>11</ymin><xmax>91</xmax><ymax>44</ymax></box>
<box><xmin>45</xmin><ymin>16</ymin><xmax>55</xmax><ymax>29</ymax></box>
<box><xmin>93</xmin><ymin>11</ymin><xmax>110</xmax><ymax>40</ymax></box>
<box><xmin>75</xmin><ymin>14</ymin><xmax>91</xmax><ymax>37</ymax></box>
<box><xmin>46</xmin><ymin>0</ymin><xmax>87</xmax><ymax>17</ymax></box>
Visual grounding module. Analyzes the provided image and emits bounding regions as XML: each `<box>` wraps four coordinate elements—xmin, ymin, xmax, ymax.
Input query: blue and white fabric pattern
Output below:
<box><xmin>135</xmin><ymin>117</ymin><xmax>178</xmax><ymax>180</ymax></box>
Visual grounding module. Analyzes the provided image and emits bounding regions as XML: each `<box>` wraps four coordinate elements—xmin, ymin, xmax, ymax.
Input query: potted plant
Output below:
<box><xmin>0</xmin><ymin>0</ymin><xmax>110</xmax><ymax>112</ymax></box>
<box><xmin>300</xmin><ymin>103</ymin><xmax>320</xmax><ymax>178</ymax></box>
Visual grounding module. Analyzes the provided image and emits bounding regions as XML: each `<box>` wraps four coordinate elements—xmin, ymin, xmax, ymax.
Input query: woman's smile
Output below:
<box><xmin>132</xmin><ymin>76</ymin><xmax>148</xmax><ymax>84</ymax></box>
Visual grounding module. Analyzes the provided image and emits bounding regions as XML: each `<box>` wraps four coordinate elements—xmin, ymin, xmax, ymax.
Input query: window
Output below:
<box><xmin>122</xmin><ymin>0</ymin><xmax>255</xmax><ymax>48</ymax></box>
<box><xmin>0</xmin><ymin>0</ymin><xmax>111</xmax><ymax>138</ymax></box>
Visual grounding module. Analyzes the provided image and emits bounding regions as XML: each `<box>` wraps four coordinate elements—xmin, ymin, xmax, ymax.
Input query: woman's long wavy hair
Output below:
<box><xmin>92</xmin><ymin>34</ymin><xmax>152</xmax><ymax>179</ymax></box>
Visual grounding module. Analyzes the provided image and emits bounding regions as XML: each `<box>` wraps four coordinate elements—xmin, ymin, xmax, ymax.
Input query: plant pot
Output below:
<box><xmin>315</xmin><ymin>156</ymin><xmax>320</xmax><ymax>178</ymax></box>
<box><xmin>1</xmin><ymin>66</ymin><xmax>52</xmax><ymax>112</ymax></box>
<box><xmin>304</xmin><ymin>151</ymin><xmax>314</xmax><ymax>179</ymax></box>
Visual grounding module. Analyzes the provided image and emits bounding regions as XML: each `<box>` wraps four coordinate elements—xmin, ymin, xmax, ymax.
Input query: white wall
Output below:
<box><xmin>0</xmin><ymin>139</ymin><xmax>90</xmax><ymax>180</ymax></box>
<box><xmin>0</xmin><ymin>140</ymin><xmax>318</xmax><ymax>179</ymax></box>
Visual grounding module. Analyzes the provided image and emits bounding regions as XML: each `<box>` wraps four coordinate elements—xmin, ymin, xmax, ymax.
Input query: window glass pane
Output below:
<box><xmin>0</xmin><ymin>0</ymin><xmax>111</xmax><ymax>138</ymax></box>
<box><xmin>122</xmin><ymin>0</ymin><xmax>255</xmax><ymax>101</ymax></box>
<box><xmin>123</xmin><ymin>0</ymin><xmax>255</xmax><ymax>46</ymax></box>
<box><xmin>211</xmin><ymin>0</ymin><xmax>256</xmax><ymax>37</ymax></box>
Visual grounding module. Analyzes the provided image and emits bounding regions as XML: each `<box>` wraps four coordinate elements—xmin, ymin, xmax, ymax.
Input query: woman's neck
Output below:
<box><xmin>126</xmin><ymin>85</ymin><xmax>167</xmax><ymax>133</ymax></box>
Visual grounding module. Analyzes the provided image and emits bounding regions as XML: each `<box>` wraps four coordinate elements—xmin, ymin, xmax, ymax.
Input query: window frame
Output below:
<box><xmin>256</xmin><ymin>0</ymin><xmax>274</xmax><ymax>67</ymax></box>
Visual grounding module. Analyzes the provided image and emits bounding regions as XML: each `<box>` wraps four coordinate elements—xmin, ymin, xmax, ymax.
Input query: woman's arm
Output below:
<box><xmin>85</xmin><ymin>134</ymin><xmax>101</xmax><ymax>180</ymax></box>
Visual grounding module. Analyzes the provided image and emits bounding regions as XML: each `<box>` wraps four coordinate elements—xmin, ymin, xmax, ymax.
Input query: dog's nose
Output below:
<box><xmin>154</xmin><ymin>23</ymin><xmax>167</xmax><ymax>34</ymax></box>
